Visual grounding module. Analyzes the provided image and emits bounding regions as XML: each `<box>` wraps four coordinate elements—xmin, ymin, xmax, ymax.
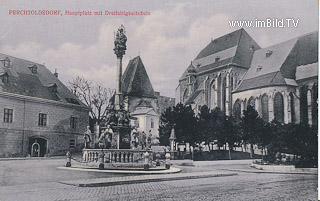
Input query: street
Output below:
<box><xmin>0</xmin><ymin>159</ymin><xmax>317</xmax><ymax>201</ymax></box>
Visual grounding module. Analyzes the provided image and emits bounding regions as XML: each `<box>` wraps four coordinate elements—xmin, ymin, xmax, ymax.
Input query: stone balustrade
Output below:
<box><xmin>82</xmin><ymin>149</ymin><xmax>153</xmax><ymax>164</ymax></box>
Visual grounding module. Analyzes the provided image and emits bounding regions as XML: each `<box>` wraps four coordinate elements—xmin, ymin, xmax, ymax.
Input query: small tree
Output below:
<box><xmin>198</xmin><ymin>105</ymin><xmax>214</xmax><ymax>149</ymax></box>
<box><xmin>240</xmin><ymin>106</ymin><xmax>264</xmax><ymax>158</ymax></box>
<box><xmin>220</xmin><ymin>116</ymin><xmax>241</xmax><ymax>159</ymax></box>
<box><xmin>159</xmin><ymin>103</ymin><xmax>198</xmax><ymax>147</ymax></box>
<box><xmin>69</xmin><ymin>76</ymin><xmax>114</xmax><ymax>125</ymax></box>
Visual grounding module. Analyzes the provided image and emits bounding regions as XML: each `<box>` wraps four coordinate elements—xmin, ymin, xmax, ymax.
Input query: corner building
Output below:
<box><xmin>0</xmin><ymin>53</ymin><xmax>90</xmax><ymax>157</ymax></box>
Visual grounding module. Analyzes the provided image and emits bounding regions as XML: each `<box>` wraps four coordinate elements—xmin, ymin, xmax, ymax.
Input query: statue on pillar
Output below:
<box><xmin>83</xmin><ymin>126</ymin><xmax>92</xmax><ymax>149</ymax></box>
<box><xmin>113</xmin><ymin>24</ymin><xmax>127</xmax><ymax>58</ymax></box>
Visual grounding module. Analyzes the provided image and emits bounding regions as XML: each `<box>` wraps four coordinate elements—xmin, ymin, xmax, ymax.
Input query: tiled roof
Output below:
<box><xmin>179</xmin><ymin>29</ymin><xmax>260</xmax><ymax>80</ymax></box>
<box><xmin>235</xmin><ymin>31</ymin><xmax>318</xmax><ymax>92</ymax></box>
<box><xmin>243</xmin><ymin>38</ymin><xmax>298</xmax><ymax>80</ymax></box>
<box><xmin>235</xmin><ymin>72</ymin><xmax>286</xmax><ymax>92</ymax></box>
<box><xmin>122</xmin><ymin>56</ymin><xmax>155</xmax><ymax>98</ymax></box>
<box><xmin>0</xmin><ymin>53</ymin><xmax>85</xmax><ymax>106</ymax></box>
<box><xmin>296</xmin><ymin>63</ymin><xmax>318</xmax><ymax>80</ymax></box>
<box><xmin>195</xmin><ymin>29</ymin><xmax>243</xmax><ymax>60</ymax></box>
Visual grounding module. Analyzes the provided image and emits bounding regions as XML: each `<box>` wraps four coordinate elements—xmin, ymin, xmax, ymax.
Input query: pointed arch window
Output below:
<box><xmin>261</xmin><ymin>94</ymin><xmax>269</xmax><ymax>122</ymax></box>
<box><xmin>274</xmin><ymin>92</ymin><xmax>284</xmax><ymax>123</ymax></box>
<box><xmin>247</xmin><ymin>96</ymin><xmax>255</xmax><ymax>109</ymax></box>
<box><xmin>233</xmin><ymin>99</ymin><xmax>241</xmax><ymax>120</ymax></box>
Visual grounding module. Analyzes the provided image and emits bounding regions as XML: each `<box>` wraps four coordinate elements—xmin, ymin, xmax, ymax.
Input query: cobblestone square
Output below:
<box><xmin>0</xmin><ymin>159</ymin><xmax>317</xmax><ymax>201</ymax></box>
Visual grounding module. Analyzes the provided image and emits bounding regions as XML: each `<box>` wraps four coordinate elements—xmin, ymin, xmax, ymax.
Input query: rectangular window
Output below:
<box><xmin>4</xmin><ymin>108</ymin><xmax>13</xmax><ymax>123</ymax></box>
<box><xmin>69</xmin><ymin>139</ymin><xmax>76</xmax><ymax>148</ymax></box>
<box><xmin>151</xmin><ymin>118</ymin><xmax>154</xmax><ymax>128</ymax></box>
<box><xmin>70</xmin><ymin>117</ymin><xmax>78</xmax><ymax>129</ymax></box>
<box><xmin>38</xmin><ymin>113</ymin><xmax>47</xmax><ymax>126</ymax></box>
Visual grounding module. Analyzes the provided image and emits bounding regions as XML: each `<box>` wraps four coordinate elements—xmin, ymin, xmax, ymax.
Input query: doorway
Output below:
<box><xmin>28</xmin><ymin>137</ymin><xmax>47</xmax><ymax>157</ymax></box>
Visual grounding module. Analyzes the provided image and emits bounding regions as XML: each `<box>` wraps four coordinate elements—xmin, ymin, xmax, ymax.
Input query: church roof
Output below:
<box><xmin>0</xmin><ymin>53</ymin><xmax>85</xmax><ymax>106</ymax></box>
<box><xmin>179</xmin><ymin>29</ymin><xmax>260</xmax><ymax>80</ymax></box>
<box><xmin>296</xmin><ymin>63</ymin><xmax>318</xmax><ymax>81</ymax></box>
<box><xmin>234</xmin><ymin>31</ymin><xmax>318</xmax><ymax>92</ymax></box>
<box><xmin>122</xmin><ymin>56</ymin><xmax>155</xmax><ymax>98</ymax></box>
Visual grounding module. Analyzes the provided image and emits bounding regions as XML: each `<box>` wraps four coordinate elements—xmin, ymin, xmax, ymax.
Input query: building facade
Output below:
<box><xmin>176</xmin><ymin>29</ymin><xmax>318</xmax><ymax>125</ymax></box>
<box><xmin>0</xmin><ymin>53</ymin><xmax>89</xmax><ymax>157</ymax></box>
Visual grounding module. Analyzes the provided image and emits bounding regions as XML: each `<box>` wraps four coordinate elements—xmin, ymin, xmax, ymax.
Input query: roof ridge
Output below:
<box><xmin>231</xmin><ymin>28</ymin><xmax>244</xmax><ymax>64</ymax></box>
<box><xmin>0</xmin><ymin>53</ymin><xmax>45</xmax><ymax>67</ymax></box>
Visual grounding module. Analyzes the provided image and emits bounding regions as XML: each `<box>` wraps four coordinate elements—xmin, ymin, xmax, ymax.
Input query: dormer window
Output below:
<box><xmin>196</xmin><ymin>63</ymin><xmax>201</xmax><ymax>68</ymax></box>
<box><xmin>215</xmin><ymin>56</ymin><xmax>220</xmax><ymax>62</ymax></box>
<box><xmin>47</xmin><ymin>83</ymin><xmax>58</xmax><ymax>93</ymax></box>
<box><xmin>256</xmin><ymin>66</ymin><xmax>263</xmax><ymax>72</ymax></box>
<box><xmin>4</xmin><ymin>57</ymin><xmax>10</xmax><ymax>67</ymax></box>
<box><xmin>0</xmin><ymin>73</ymin><xmax>9</xmax><ymax>83</ymax></box>
<box><xmin>266</xmin><ymin>50</ymin><xmax>273</xmax><ymax>58</ymax></box>
<box><xmin>249</xmin><ymin>45</ymin><xmax>255</xmax><ymax>51</ymax></box>
<box><xmin>29</xmin><ymin>65</ymin><xmax>38</xmax><ymax>74</ymax></box>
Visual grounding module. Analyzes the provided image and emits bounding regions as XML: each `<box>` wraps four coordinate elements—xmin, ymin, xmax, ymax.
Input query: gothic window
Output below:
<box><xmin>247</xmin><ymin>96</ymin><xmax>255</xmax><ymax>109</ymax></box>
<box><xmin>300</xmin><ymin>86</ymin><xmax>308</xmax><ymax>123</ymax></box>
<box><xmin>216</xmin><ymin>75</ymin><xmax>221</xmax><ymax>109</ymax></box>
<box><xmin>221</xmin><ymin>77</ymin><xmax>226</xmax><ymax>111</ymax></box>
<box><xmin>312</xmin><ymin>84</ymin><xmax>318</xmax><ymax>125</ymax></box>
<box><xmin>210</xmin><ymin>82</ymin><xmax>215</xmax><ymax>109</ymax></box>
<box><xmin>261</xmin><ymin>94</ymin><xmax>269</xmax><ymax>122</ymax></box>
<box><xmin>274</xmin><ymin>92</ymin><xmax>284</xmax><ymax>123</ymax></box>
<box><xmin>289</xmin><ymin>93</ymin><xmax>295</xmax><ymax>123</ymax></box>
<box><xmin>183</xmin><ymin>88</ymin><xmax>188</xmax><ymax>102</ymax></box>
<box><xmin>233</xmin><ymin>99</ymin><xmax>241</xmax><ymax>120</ymax></box>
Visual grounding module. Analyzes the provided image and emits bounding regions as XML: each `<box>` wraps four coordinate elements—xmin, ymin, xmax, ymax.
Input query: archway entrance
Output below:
<box><xmin>28</xmin><ymin>137</ymin><xmax>47</xmax><ymax>157</ymax></box>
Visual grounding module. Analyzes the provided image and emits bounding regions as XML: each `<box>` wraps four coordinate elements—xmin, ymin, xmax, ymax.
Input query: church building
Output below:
<box><xmin>176</xmin><ymin>29</ymin><xmax>318</xmax><ymax>125</ymax></box>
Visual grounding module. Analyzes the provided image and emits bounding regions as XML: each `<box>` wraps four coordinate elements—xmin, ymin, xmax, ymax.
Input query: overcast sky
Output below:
<box><xmin>0</xmin><ymin>0</ymin><xmax>318</xmax><ymax>97</ymax></box>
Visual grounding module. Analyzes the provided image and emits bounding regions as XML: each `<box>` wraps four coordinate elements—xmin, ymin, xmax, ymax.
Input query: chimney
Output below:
<box><xmin>54</xmin><ymin>68</ymin><xmax>58</xmax><ymax>78</ymax></box>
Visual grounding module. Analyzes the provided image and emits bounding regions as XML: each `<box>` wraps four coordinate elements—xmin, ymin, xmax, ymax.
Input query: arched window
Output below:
<box><xmin>312</xmin><ymin>83</ymin><xmax>318</xmax><ymax>125</ymax></box>
<box><xmin>210</xmin><ymin>82</ymin><xmax>215</xmax><ymax>109</ymax></box>
<box><xmin>289</xmin><ymin>93</ymin><xmax>295</xmax><ymax>123</ymax></box>
<box><xmin>183</xmin><ymin>88</ymin><xmax>188</xmax><ymax>102</ymax></box>
<box><xmin>274</xmin><ymin>92</ymin><xmax>284</xmax><ymax>123</ymax></box>
<box><xmin>222</xmin><ymin>77</ymin><xmax>226</xmax><ymax>111</ymax></box>
<box><xmin>300</xmin><ymin>86</ymin><xmax>308</xmax><ymax>123</ymax></box>
<box><xmin>216</xmin><ymin>75</ymin><xmax>221</xmax><ymax>109</ymax></box>
<box><xmin>261</xmin><ymin>94</ymin><xmax>269</xmax><ymax>122</ymax></box>
<box><xmin>247</xmin><ymin>96</ymin><xmax>255</xmax><ymax>109</ymax></box>
<box><xmin>233</xmin><ymin>99</ymin><xmax>241</xmax><ymax>120</ymax></box>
